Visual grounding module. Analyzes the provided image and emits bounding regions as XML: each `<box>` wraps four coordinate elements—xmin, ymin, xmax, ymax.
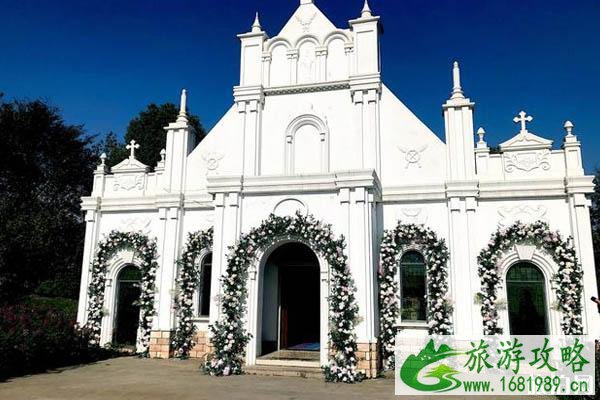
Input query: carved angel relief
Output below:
<box><xmin>295</xmin><ymin>12</ymin><xmax>316</xmax><ymax>33</ymax></box>
<box><xmin>503</xmin><ymin>150</ymin><xmax>550</xmax><ymax>172</ymax></box>
<box><xmin>397</xmin><ymin>145</ymin><xmax>428</xmax><ymax>168</ymax></box>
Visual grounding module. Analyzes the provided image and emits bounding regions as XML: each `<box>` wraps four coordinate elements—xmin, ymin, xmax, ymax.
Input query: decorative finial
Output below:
<box><xmin>361</xmin><ymin>0</ymin><xmax>372</xmax><ymax>17</ymax></box>
<box><xmin>99</xmin><ymin>152</ymin><xmax>107</xmax><ymax>166</ymax></box>
<box><xmin>177</xmin><ymin>89</ymin><xmax>188</xmax><ymax>123</ymax></box>
<box><xmin>450</xmin><ymin>61</ymin><xmax>464</xmax><ymax>99</ymax></box>
<box><xmin>513</xmin><ymin>111</ymin><xmax>533</xmax><ymax>134</ymax></box>
<box><xmin>126</xmin><ymin>140</ymin><xmax>140</xmax><ymax>160</ymax></box>
<box><xmin>160</xmin><ymin>148</ymin><xmax>166</xmax><ymax>162</ymax></box>
<box><xmin>251</xmin><ymin>12</ymin><xmax>262</xmax><ymax>33</ymax></box>
<box><xmin>477</xmin><ymin>127</ymin><xmax>486</xmax><ymax>144</ymax></box>
<box><xmin>564</xmin><ymin>120</ymin><xmax>574</xmax><ymax>137</ymax></box>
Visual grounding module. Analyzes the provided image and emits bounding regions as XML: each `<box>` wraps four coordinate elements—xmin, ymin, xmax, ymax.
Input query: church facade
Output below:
<box><xmin>76</xmin><ymin>0</ymin><xmax>599</xmax><ymax>378</ymax></box>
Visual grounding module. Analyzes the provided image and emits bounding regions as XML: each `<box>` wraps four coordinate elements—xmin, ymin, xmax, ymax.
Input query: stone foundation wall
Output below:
<box><xmin>149</xmin><ymin>330</ymin><xmax>173</xmax><ymax>359</ymax></box>
<box><xmin>189</xmin><ymin>329</ymin><xmax>212</xmax><ymax>359</ymax></box>
<box><xmin>356</xmin><ymin>342</ymin><xmax>379</xmax><ymax>378</ymax></box>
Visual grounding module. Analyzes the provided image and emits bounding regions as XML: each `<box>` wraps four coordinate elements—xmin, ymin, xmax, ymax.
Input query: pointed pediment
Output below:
<box><xmin>111</xmin><ymin>157</ymin><xmax>150</xmax><ymax>173</ymax></box>
<box><xmin>499</xmin><ymin>131</ymin><xmax>553</xmax><ymax>152</ymax></box>
<box><xmin>277</xmin><ymin>2</ymin><xmax>338</xmax><ymax>43</ymax></box>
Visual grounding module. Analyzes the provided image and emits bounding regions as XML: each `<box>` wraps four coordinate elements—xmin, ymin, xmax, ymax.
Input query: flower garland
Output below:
<box><xmin>86</xmin><ymin>231</ymin><xmax>158</xmax><ymax>355</ymax></box>
<box><xmin>379</xmin><ymin>222</ymin><xmax>453</xmax><ymax>370</ymax></box>
<box><xmin>203</xmin><ymin>212</ymin><xmax>363</xmax><ymax>383</ymax></box>
<box><xmin>477</xmin><ymin>220</ymin><xmax>583</xmax><ymax>335</ymax></box>
<box><xmin>172</xmin><ymin>228</ymin><xmax>214</xmax><ymax>358</ymax></box>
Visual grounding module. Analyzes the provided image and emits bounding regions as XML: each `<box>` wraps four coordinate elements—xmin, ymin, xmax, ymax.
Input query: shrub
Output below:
<box><xmin>0</xmin><ymin>300</ymin><xmax>115</xmax><ymax>380</ymax></box>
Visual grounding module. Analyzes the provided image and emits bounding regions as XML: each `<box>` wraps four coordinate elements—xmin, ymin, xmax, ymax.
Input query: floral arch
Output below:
<box><xmin>203</xmin><ymin>212</ymin><xmax>363</xmax><ymax>383</ymax></box>
<box><xmin>477</xmin><ymin>220</ymin><xmax>583</xmax><ymax>335</ymax></box>
<box><xmin>379</xmin><ymin>222</ymin><xmax>453</xmax><ymax>370</ymax></box>
<box><xmin>172</xmin><ymin>228</ymin><xmax>214</xmax><ymax>358</ymax></box>
<box><xmin>86</xmin><ymin>231</ymin><xmax>158</xmax><ymax>355</ymax></box>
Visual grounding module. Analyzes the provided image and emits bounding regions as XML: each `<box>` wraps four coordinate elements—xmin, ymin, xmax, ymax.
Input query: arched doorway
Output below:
<box><xmin>113</xmin><ymin>264</ymin><xmax>141</xmax><ymax>346</ymax></box>
<box><xmin>260</xmin><ymin>242</ymin><xmax>320</xmax><ymax>357</ymax></box>
<box><xmin>506</xmin><ymin>262</ymin><xmax>549</xmax><ymax>335</ymax></box>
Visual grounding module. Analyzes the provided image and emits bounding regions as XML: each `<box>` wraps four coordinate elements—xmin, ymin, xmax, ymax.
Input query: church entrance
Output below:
<box><xmin>260</xmin><ymin>242</ymin><xmax>320</xmax><ymax>357</ymax></box>
<box><xmin>506</xmin><ymin>262</ymin><xmax>549</xmax><ymax>335</ymax></box>
<box><xmin>113</xmin><ymin>265</ymin><xmax>141</xmax><ymax>346</ymax></box>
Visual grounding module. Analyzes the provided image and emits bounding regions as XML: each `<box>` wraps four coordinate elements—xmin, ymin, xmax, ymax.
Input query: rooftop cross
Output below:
<box><xmin>126</xmin><ymin>139</ymin><xmax>140</xmax><ymax>159</ymax></box>
<box><xmin>513</xmin><ymin>111</ymin><xmax>533</xmax><ymax>134</ymax></box>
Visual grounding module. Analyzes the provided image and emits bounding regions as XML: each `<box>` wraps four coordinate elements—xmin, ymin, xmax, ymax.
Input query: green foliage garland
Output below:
<box><xmin>172</xmin><ymin>228</ymin><xmax>213</xmax><ymax>358</ymax></box>
<box><xmin>86</xmin><ymin>231</ymin><xmax>158</xmax><ymax>355</ymax></box>
<box><xmin>379</xmin><ymin>222</ymin><xmax>453</xmax><ymax>370</ymax></box>
<box><xmin>203</xmin><ymin>212</ymin><xmax>363</xmax><ymax>383</ymax></box>
<box><xmin>477</xmin><ymin>221</ymin><xmax>583</xmax><ymax>335</ymax></box>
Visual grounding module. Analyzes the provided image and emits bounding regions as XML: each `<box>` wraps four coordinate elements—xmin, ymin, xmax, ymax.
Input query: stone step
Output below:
<box><xmin>260</xmin><ymin>350</ymin><xmax>319</xmax><ymax>361</ymax></box>
<box><xmin>245</xmin><ymin>364</ymin><xmax>323</xmax><ymax>379</ymax></box>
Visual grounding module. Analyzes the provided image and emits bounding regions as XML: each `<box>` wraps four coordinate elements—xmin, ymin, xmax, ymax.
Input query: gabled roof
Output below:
<box><xmin>111</xmin><ymin>157</ymin><xmax>150</xmax><ymax>173</ymax></box>
<box><xmin>499</xmin><ymin>131</ymin><xmax>553</xmax><ymax>152</ymax></box>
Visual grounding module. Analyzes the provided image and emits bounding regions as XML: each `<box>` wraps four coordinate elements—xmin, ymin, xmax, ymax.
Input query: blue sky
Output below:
<box><xmin>2</xmin><ymin>0</ymin><xmax>599</xmax><ymax>172</ymax></box>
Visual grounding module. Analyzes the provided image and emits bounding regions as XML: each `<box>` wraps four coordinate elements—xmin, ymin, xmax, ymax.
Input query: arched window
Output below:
<box><xmin>197</xmin><ymin>253</ymin><xmax>212</xmax><ymax>318</ymax></box>
<box><xmin>400</xmin><ymin>251</ymin><xmax>426</xmax><ymax>321</ymax></box>
<box><xmin>506</xmin><ymin>262</ymin><xmax>548</xmax><ymax>335</ymax></box>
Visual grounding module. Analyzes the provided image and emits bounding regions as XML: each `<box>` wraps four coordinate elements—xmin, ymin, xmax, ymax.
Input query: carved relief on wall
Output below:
<box><xmin>503</xmin><ymin>150</ymin><xmax>550</xmax><ymax>172</ymax></box>
<box><xmin>295</xmin><ymin>12</ymin><xmax>316</xmax><ymax>33</ymax></box>
<box><xmin>202</xmin><ymin>152</ymin><xmax>224</xmax><ymax>175</ymax></box>
<box><xmin>498</xmin><ymin>205</ymin><xmax>547</xmax><ymax>227</ymax></box>
<box><xmin>397</xmin><ymin>145</ymin><xmax>427</xmax><ymax>168</ymax></box>
<box><xmin>113</xmin><ymin>174</ymin><xmax>144</xmax><ymax>191</ymax></box>
<box><xmin>397</xmin><ymin>208</ymin><xmax>427</xmax><ymax>225</ymax></box>
<box><xmin>117</xmin><ymin>217</ymin><xmax>152</xmax><ymax>235</ymax></box>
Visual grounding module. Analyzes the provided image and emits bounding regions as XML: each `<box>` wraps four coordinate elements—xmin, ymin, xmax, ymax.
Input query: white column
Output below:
<box><xmin>345</xmin><ymin>186</ymin><xmax>378</xmax><ymax>343</ymax></box>
<box><xmin>352</xmin><ymin>90</ymin><xmax>365</xmax><ymax>167</ymax></box>
<box><xmin>288</xmin><ymin>50</ymin><xmax>298</xmax><ymax>85</ymax></box>
<box><xmin>569</xmin><ymin>193</ymin><xmax>600</xmax><ymax>335</ymax></box>
<box><xmin>447</xmin><ymin>196</ymin><xmax>476</xmax><ymax>336</ymax></box>
<box><xmin>77</xmin><ymin>209</ymin><xmax>100</xmax><ymax>324</ymax></box>
<box><xmin>156</xmin><ymin>206</ymin><xmax>182</xmax><ymax>331</ymax></box>
<box><xmin>208</xmin><ymin>191</ymin><xmax>242</xmax><ymax>324</ymax></box>
<box><xmin>262</xmin><ymin>53</ymin><xmax>271</xmax><ymax>87</ymax></box>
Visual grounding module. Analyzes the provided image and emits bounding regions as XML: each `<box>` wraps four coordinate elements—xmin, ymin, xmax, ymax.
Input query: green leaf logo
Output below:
<box><xmin>400</xmin><ymin>339</ymin><xmax>463</xmax><ymax>392</ymax></box>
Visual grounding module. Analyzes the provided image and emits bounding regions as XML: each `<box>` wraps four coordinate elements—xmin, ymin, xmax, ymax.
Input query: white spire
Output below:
<box><xmin>361</xmin><ymin>0</ymin><xmax>373</xmax><ymax>17</ymax></box>
<box><xmin>450</xmin><ymin>61</ymin><xmax>464</xmax><ymax>99</ymax></box>
<box><xmin>300</xmin><ymin>0</ymin><xmax>313</xmax><ymax>4</ymax></box>
<box><xmin>177</xmin><ymin>89</ymin><xmax>188</xmax><ymax>123</ymax></box>
<box><xmin>251</xmin><ymin>12</ymin><xmax>262</xmax><ymax>33</ymax></box>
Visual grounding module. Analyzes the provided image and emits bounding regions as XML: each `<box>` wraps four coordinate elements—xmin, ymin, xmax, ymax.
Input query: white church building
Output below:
<box><xmin>76</xmin><ymin>0</ymin><xmax>599</xmax><ymax>378</ymax></box>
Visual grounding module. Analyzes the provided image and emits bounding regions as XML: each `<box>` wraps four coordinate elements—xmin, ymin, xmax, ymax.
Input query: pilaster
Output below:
<box><xmin>76</xmin><ymin>203</ymin><xmax>102</xmax><ymax>324</ymax></box>
<box><xmin>446</xmin><ymin>180</ymin><xmax>479</xmax><ymax>336</ymax></box>
<box><xmin>155</xmin><ymin>195</ymin><xmax>184</xmax><ymax>332</ymax></box>
<box><xmin>336</xmin><ymin>171</ymin><xmax>381</xmax><ymax>346</ymax></box>
<box><xmin>234</xmin><ymin>86</ymin><xmax>264</xmax><ymax>176</ymax></box>
<box><xmin>206</xmin><ymin>176</ymin><xmax>243</xmax><ymax>324</ymax></box>
<box><xmin>565</xmin><ymin>177</ymin><xmax>600</xmax><ymax>333</ymax></box>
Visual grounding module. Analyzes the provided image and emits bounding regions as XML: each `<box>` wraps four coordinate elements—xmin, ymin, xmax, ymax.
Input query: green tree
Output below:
<box><xmin>590</xmin><ymin>169</ymin><xmax>600</xmax><ymax>294</ymax></box>
<box><xmin>102</xmin><ymin>103</ymin><xmax>205</xmax><ymax>168</ymax></box>
<box><xmin>0</xmin><ymin>97</ymin><xmax>97</xmax><ymax>302</ymax></box>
